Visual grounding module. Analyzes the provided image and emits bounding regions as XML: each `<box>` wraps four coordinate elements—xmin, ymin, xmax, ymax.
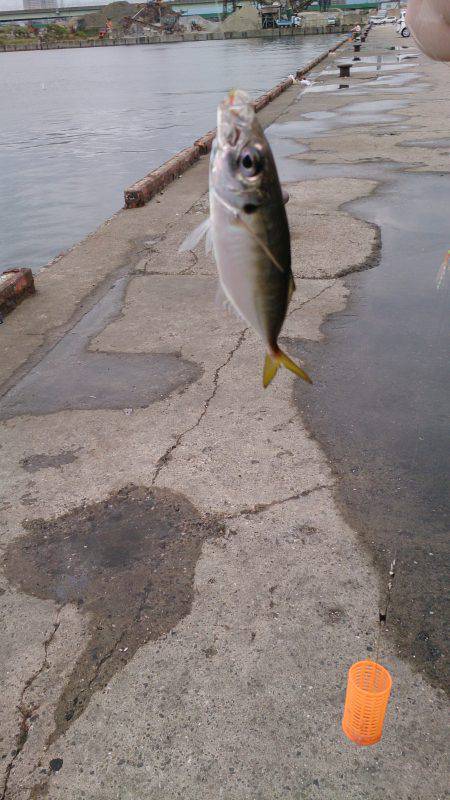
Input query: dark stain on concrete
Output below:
<box><xmin>3</xmin><ymin>485</ymin><xmax>224</xmax><ymax>740</ymax></box>
<box><xmin>293</xmin><ymin>172</ymin><xmax>450</xmax><ymax>692</ymax></box>
<box><xmin>20</xmin><ymin>493</ymin><xmax>37</xmax><ymax>506</ymax></box>
<box><xmin>20</xmin><ymin>450</ymin><xmax>80</xmax><ymax>473</ymax></box>
<box><xmin>0</xmin><ymin>277</ymin><xmax>201</xmax><ymax>420</ymax></box>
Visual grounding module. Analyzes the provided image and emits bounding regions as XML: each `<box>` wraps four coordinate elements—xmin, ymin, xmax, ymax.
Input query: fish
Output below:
<box><xmin>180</xmin><ymin>89</ymin><xmax>311</xmax><ymax>388</ymax></box>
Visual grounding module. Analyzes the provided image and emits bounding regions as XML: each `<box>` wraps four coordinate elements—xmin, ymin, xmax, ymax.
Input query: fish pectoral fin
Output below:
<box><xmin>263</xmin><ymin>347</ymin><xmax>313</xmax><ymax>388</ymax></box>
<box><xmin>263</xmin><ymin>353</ymin><xmax>280</xmax><ymax>388</ymax></box>
<box><xmin>178</xmin><ymin>217</ymin><xmax>210</xmax><ymax>253</ymax></box>
<box><xmin>215</xmin><ymin>282</ymin><xmax>245</xmax><ymax>321</ymax></box>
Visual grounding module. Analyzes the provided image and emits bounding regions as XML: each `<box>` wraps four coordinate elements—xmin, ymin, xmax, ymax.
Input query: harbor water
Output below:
<box><xmin>0</xmin><ymin>34</ymin><xmax>340</xmax><ymax>272</ymax></box>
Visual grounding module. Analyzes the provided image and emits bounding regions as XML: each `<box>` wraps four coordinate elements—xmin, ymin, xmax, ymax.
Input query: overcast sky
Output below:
<box><xmin>0</xmin><ymin>0</ymin><xmax>110</xmax><ymax>9</ymax></box>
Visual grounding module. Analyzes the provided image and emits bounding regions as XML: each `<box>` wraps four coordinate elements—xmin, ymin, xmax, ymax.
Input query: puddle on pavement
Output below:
<box><xmin>324</xmin><ymin>63</ymin><xmax>415</xmax><ymax>76</ymax></box>
<box><xmin>351</xmin><ymin>55</ymin><xmax>419</xmax><ymax>64</ymax></box>
<box><xmin>369</xmin><ymin>84</ymin><xmax>427</xmax><ymax>95</ymax></box>
<box><xmin>267</xmin><ymin>98</ymin><xmax>405</xmax><ymax>144</ymax></box>
<box><xmin>0</xmin><ymin>278</ymin><xmax>201</xmax><ymax>420</ymax></box>
<box><xmin>3</xmin><ymin>485</ymin><xmax>224</xmax><ymax>739</ymax></box>
<box><xmin>304</xmin><ymin>71</ymin><xmax>421</xmax><ymax>96</ymax></box>
<box><xmin>267</xmin><ymin>94</ymin><xmax>408</xmax><ymax>184</ymax></box>
<box><xmin>401</xmin><ymin>138</ymin><xmax>450</xmax><ymax>150</ymax></box>
<box><xmin>374</xmin><ymin>72</ymin><xmax>421</xmax><ymax>87</ymax></box>
<box><xmin>292</xmin><ymin>171</ymin><xmax>450</xmax><ymax>690</ymax></box>
<box><xmin>304</xmin><ymin>83</ymin><xmax>369</xmax><ymax>95</ymax></box>
<box><xmin>344</xmin><ymin>99</ymin><xmax>408</xmax><ymax>114</ymax></box>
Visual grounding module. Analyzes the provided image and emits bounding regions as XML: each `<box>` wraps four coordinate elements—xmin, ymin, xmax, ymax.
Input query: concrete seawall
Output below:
<box><xmin>1</xmin><ymin>26</ymin><xmax>448</xmax><ymax>800</ymax></box>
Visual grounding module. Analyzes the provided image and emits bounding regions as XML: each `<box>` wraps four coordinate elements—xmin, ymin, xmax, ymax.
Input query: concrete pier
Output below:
<box><xmin>1</xmin><ymin>27</ymin><xmax>448</xmax><ymax>800</ymax></box>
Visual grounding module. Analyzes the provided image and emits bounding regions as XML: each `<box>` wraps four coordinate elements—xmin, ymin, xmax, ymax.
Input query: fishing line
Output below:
<box><xmin>212</xmin><ymin>189</ymin><xmax>286</xmax><ymax>274</ymax></box>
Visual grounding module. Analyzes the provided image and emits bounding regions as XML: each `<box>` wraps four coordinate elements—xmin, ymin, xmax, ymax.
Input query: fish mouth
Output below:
<box><xmin>217</xmin><ymin>89</ymin><xmax>255</xmax><ymax>148</ymax></box>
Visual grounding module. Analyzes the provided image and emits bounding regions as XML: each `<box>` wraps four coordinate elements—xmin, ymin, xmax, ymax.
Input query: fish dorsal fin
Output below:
<box><xmin>178</xmin><ymin>217</ymin><xmax>210</xmax><ymax>253</ymax></box>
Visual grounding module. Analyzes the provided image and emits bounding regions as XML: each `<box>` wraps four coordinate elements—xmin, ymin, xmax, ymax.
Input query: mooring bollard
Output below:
<box><xmin>0</xmin><ymin>268</ymin><xmax>35</xmax><ymax>317</ymax></box>
<box><xmin>338</xmin><ymin>60</ymin><xmax>352</xmax><ymax>78</ymax></box>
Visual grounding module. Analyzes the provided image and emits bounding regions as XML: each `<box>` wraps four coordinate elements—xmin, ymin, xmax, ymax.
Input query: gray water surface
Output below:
<box><xmin>0</xmin><ymin>35</ymin><xmax>340</xmax><ymax>271</ymax></box>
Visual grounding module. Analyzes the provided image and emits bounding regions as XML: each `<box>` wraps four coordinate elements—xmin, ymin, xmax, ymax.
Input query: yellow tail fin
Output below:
<box><xmin>263</xmin><ymin>353</ymin><xmax>280</xmax><ymax>387</ymax></box>
<box><xmin>263</xmin><ymin>347</ymin><xmax>312</xmax><ymax>388</ymax></box>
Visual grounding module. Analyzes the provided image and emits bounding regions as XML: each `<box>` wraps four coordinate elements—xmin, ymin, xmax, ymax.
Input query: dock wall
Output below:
<box><xmin>0</xmin><ymin>24</ymin><xmax>353</xmax><ymax>52</ymax></box>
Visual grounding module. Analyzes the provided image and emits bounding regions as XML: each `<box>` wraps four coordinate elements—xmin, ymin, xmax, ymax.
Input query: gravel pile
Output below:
<box><xmin>81</xmin><ymin>1</ymin><xmax>139</xmax><ymax>29</ymax></box>
<box><xmin>220</xmin><ymin>5</ymin><xmax>261</xmax><ymax>33</ymax></box>
<box><xmin>179</xmin><ymin>14</ymin><xmax>220</xmax><ymax>32</ymax></box>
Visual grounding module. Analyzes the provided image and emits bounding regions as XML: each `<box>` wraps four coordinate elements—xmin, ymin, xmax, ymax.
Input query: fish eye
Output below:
<box><xmin>238</xmin><ymin>147</ymin><xmax>263</xmax><ymax>177</ymax></box>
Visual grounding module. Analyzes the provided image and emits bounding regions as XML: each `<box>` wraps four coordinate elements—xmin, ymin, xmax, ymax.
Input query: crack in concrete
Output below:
<box><xmin>223</xmin><ymin>483</ymin><xmax>334</xmax><ymax>521</ymax></box>
<box><xmin>4</xmin><ymin>485</ymin><xmax>225</xmax><ymax>794</ymax></box>
<box><xmin>152</xmin><ymin>328</ymin><xmax>248</xmax><ymax>486</ymax></box>
<box><xmin>1</xmin><ymin>207</ymin><xmax>341</xmax><ymax>800</ymax></box>
<box><xmin>144</xmin><ymin>269</ymin><xmax>212</xmax><ymax>277</ymax></box>
<box><xmin>287</xmin><ymin>284</ymin><xmax>336</xmax><ymax>318</ymax></box>
<box><xmin>1</xmin><ymin>606</ymin><xmax>64</xmax><ymax>800</ymax></box>
<box><xmin>64</xmin><ymin>576</ymin><xmax>155</xmax><ymax>722</ymax></box>
<box><xmin>151</xmin><ymin>283</ymin><xmax>337</xmax><ymax>487</ymax></box>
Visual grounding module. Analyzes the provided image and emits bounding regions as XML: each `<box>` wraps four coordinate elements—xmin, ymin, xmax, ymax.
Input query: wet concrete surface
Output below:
<box><xmin>292</xmin><ymin>171</ymin><xmax>450</xmax><ymax>691</ymax></box>
<box><xmin>3</xmin><ymin>485</ymin><xmax>224</xmax><ymax>741</ymax></box>
<box><xmin>1</xmin><ymin>30</ymin><xmax>450</xmax><ymax>800</ymax></box>
<box><xmin>0</xmin><ymin>278</ymin><xmax>201</xmax><ymax>420</ymax></box>
<box><xmin>303</xmin><ymin>71</ymin><xmax>426</xmax><ymax>97</ymax></box>
<box><xmin>267</xmin><ymin>98</ymin><xmax>406</xmax><ymax>140</ymax></box>
<box><xmin>323</xmin><ymin>62</ymin><xmax>417</xmax><ymax>77</ymax></box>
<box><xmin>269</xmin><ymin>121</ymin><xmax>412</xmax><ymax>183</ymax></box>
<box><xmin>400</xmin><ymin>137</ymin><xmax>450</xmax><ymax>150</ymax></box>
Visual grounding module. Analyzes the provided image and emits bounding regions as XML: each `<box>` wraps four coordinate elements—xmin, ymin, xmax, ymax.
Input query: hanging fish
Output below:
<box><xmin>180</xmin><ymin>89</ymin><xmax>312</xmax><ymax>388</ymax></box>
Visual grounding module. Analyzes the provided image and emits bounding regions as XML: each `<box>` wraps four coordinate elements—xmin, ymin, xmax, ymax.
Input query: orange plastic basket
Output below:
<box><xmin>342</xmin><ymin>660</ymin><xmax>392</xmax><ymax>746</ymax></box>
